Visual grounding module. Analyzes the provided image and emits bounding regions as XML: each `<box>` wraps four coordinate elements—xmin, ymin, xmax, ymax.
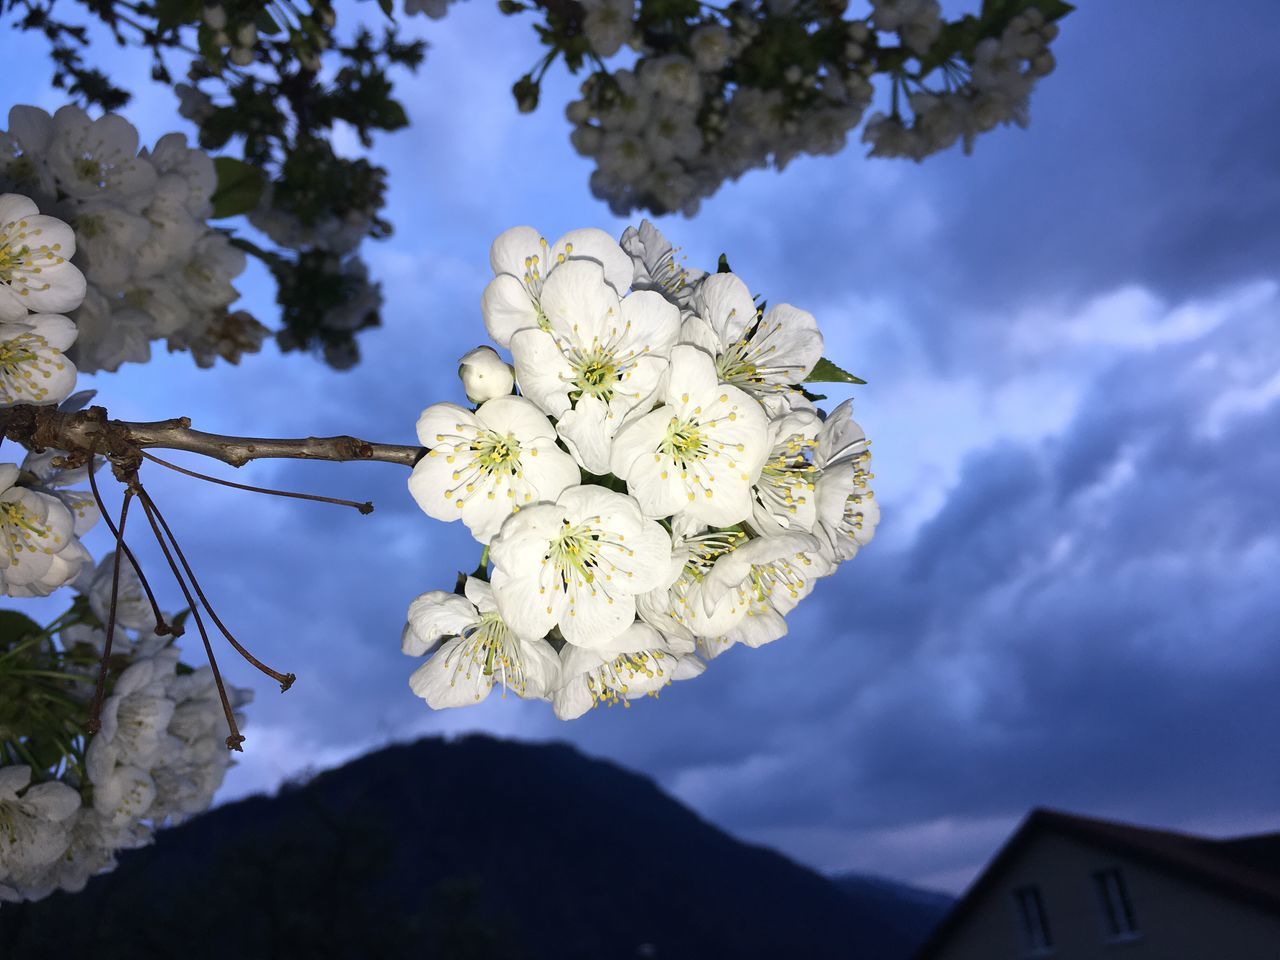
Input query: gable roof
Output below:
<box><xmin>914</xmin><ymin>808</ymin><xmax>1280</xmax><ymax>959</ymax></box>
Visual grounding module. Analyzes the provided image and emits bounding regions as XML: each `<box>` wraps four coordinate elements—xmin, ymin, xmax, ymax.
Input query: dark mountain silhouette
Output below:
<box><xmin>0</xmin><ymin>735</ymin><xmax>944</xmax><ymax>959</ymax></box>
<box><xmin>830</xmin><ymin>872</ymin><xmax>953</xmax><ymax>955</ymax></box>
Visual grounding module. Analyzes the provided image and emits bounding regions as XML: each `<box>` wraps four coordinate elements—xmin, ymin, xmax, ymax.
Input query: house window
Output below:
<box><xmin>1012</xmin><ymin>885</ymin><xmax>1054</xmax><ymax>954</ymax></box>
<box><xmin>1094</xmin><ymin>868</ymin><xmax>1140</xmax><ymax>940</ymax></box>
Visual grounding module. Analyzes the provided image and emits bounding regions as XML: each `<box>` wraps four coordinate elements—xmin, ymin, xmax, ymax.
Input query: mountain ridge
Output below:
<box><xmin>0</xmin><ymin>734</ymin><xmax>946</xmax><ymax>959</ymax></box>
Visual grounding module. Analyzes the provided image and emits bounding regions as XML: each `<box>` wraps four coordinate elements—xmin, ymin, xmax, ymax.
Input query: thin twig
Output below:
<box><xmin>86</xmin><ymin>460</ymin><xmax>176</xmax><ymax>637</ymax></box>
<box><xmin>140</xmin><ymin>450</ymin><xmax>373</xmax><ymax>514</ymax></box>
<box><xmin>136</xmin><ymin>485</ymin><xmax>296</xmax><ymax>693</ymax></box>
<box><xmin>86</xmin><ymin>490</ymin><xmax>132</xmax><ymax>735</ymax></box>
<box><xmin>136</xmin><ymin>488</ymin><xmax>245</xmax><ymax>751</ymax></box>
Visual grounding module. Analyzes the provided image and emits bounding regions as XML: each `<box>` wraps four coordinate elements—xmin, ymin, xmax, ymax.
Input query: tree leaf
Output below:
<box><xmin>717</xmin><ymin>253</ymin><xmax>732</xmax><ymax>273</ymax></box>
<box><xmin>0</xmin><ymin>610</ymin><xmax>43</xmax><ymax>650</ymax></box>
<box><xmin>804</xmin><ymin>357</ymin><xmax>867</xmax><ymax>385</ymax></box>
<box><xmin>210</xmin><ymin>157</ymin><xmax>266</xmax><ymax>219</ymax></box>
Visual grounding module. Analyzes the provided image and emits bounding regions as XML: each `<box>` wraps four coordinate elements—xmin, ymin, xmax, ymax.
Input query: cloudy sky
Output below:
<box><xmin>5</xmin><ymin>0</ymin><xmax>1279</xmax><ymax>894</ymax></box>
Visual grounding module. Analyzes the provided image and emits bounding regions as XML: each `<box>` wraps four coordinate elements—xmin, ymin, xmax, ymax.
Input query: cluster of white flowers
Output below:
<box><xmin>0</xmin><ymin>192</ymin><xmax>99</xmax><ymax>598</ymax></box>
<box><xmin>862</xmin><ymin>7</ymin><xmax>1059</xmax><ymax>159</ymax></box>
<box><xmin>0</xmin><ymin>107</ymin><xmax>261</xmax><ymax>373</ymax></box>
<box><xmin>0</xmin><ymin>556</ymin><xmax>252</xmax><ymax>903</ymax></box>
<box><xmin>568</xmin><ymin>41</ymin><xmax>874</xmax><ymax>216</ymax></box>
<box><xmin>403</xmin><ymin>221</ymin><xmax>878</xmax><ymax>720</ymax></box>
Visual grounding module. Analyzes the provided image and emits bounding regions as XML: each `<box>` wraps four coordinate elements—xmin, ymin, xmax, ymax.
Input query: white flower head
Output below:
<box><xmin>511</xmin><ymin>259</ymin><xmax>680</xmax><ymax>473</ymax></box>
<box><xmin>636</xmin><ymin>523</ymin><xmax>748</xmax><ymax>642</ymax></box>
<box><xmin>814</xmin><ymin>399</ymin><xmax>878</xmax><ymax>562</ymax></box>
<box><xmin>409</xmin><ymin>396</ymin><xmax>581</xmax><ymax>544</ymax></box>
<box><xmin>610</xmin><ymin>344</ymin><xmax>769</xmax><ymax>526</ymax></box>
<box><xmin>552</xmin><ymin>621</ymin><xmax>703</xmax><ymax>720</ymax></box>
<box><xmin>457</xmin><ymin>345</ymin><xmax>515</xmax><ymax>404</ymax></box>
<box><xmin>481</xmin><ymin>225</ymin><xmax>634</xmax><ymax>347</ymax></box>
<box><xmin>87</xmin><ymin>551</ymin><xmax>157</xmax><ymax>632</ymax></box>
<box><xmin>46</xmin><ymin>106</ymin><xmax>157</xmax><ymax>208</ymax></box>
<box><xmin>0</xmin><ymin>766</ymin><xmax>80</xmax><ymax>891</ymax></box>
<box><xmin>684</xmin><ymin>272</ymin><xmax>824</xmax><ymax>415</ymax></box>
<box><xmin>0</xmin><ymin>193</ymin><xmax>86</xmax><ymax>321</ymax></box>
<box><xmin>619</xmin><ymin>219</ymin><xmax>706</xmax><ymax>311</ymax></box>
<box><xmin>580</xmin><ymin>0</ymin><xmax>635</xmax><ymax>58</ymax></box>
<box><xmin>694</xmin><ymin>531</ymin><xmax>831</xmax><ymax>656</ymax></box>
<box><xmin>750</xmin><ymin>409</ymin><xmax>823</xmax><ymax>535</ymax></box>
<box><xmin>0</xmin><ymin>312</ymin><xmax>78</xmax><ymax>406</ymax></box>
<box><xmin>0</xmin><ymin>462</ymin><xmax>87</xmax><ymax>597</ymax></box>
<box><xmin>489</xmin><ymin>485</ymin><xmax>673</xmax><ymax>649</ymax></box>
<box><xmin>0</xmin><ymin>107</ymin><xmax>56</xmax><ymax>205</ymax></box>
<box><xmin>402</xmin><ymin>578</ymin><xmax>561</xmax><ymax>708</ymax></box>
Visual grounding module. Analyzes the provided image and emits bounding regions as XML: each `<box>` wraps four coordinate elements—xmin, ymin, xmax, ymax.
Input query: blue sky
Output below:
<box><xmin>5</xmin><ymin>0</ymin><xmax>1279</xmax><ymax>893</ymax></box>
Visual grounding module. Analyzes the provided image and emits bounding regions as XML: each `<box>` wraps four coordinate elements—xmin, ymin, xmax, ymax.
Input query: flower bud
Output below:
<box><xmin>458</xmin><ymin>346</ymin><xmax>514</xmax><ymax>403</ymax></box>
<box><xmin>202</xmin><ymin>3</ymin><xmax>227</xmax><ymax>29</ymax></box>
<box><xmin>236</xmin><ymin>22</ymin><xmax>258</xmax><ymax>47</ymax></box>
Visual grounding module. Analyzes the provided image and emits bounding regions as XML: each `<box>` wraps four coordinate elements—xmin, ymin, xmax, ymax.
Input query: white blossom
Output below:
<box><xmin>0</xmin><ymin>462</ymin><xmax>89</xmax><ymax>597</ymax></box>
<box><xmin>481</xmin><ymin>225</ymin><xmax>634</xmax><ymax>347</ymax></box>
<box><xmin>552</xmin><ymin>622</ymin><xmax>703</xmax><ymax>720</ymax></box>
<box><xmin>610</xmin><ymin>343</ymin><xmax>769</xmax><ymax>526</ymax></box>
<box><xmin>750</xmin><ymin>409</ymin><xmax>822</xmax><ymax>535</ymax></box>
<box><xmin>620</xmin><ymin>219</ymin><xmax>705</xmax><ymax>311</ymax></box>
<box><xmin>0</xmin><ymin>766</ymin><xmax>80</xmax><ymax>900</ymax></box>
<box><xmin>510</xmin><ymin>259</ymin><xmax>679</xmax><ymax>473</ymax></box>
<box><xmin>683</xmin><ymin>271</ymin><xmax>823</xmax><ymax>414</ymax></box>
<box><xmin>402</xmin><ymin>578</ymin><xmax>561</xmax><ymax>708</ymax></box>
<box><xmin>46</xmin><ymin>105</ymin><xmax>157</xmax><ymax>208</ymax></box>
<box><xmin>814</xmin><ymin>399</ymin><xmax>879</xmax><ymax>562</ymax></box>
<box><xmin>409</xmin><ymin>395</ymin><xmax>581</xmax><ymax>544</ymax></box>
<box><xmin>0</xmin><ymin>193</ymin><xmax>86</xmax><ymax>321</ymax></box>
<box><xmin>694</xmin><ymin>531</ymin><xmax>831</xmax><ymax>656</ymax></box>
<box><xmin>0</xmin><ymin>312</ymin><xmax>78</xmax><ymax>405</ymax></box>
<box><xmin>580</xmin><ymin>0</ymin><xmax>635</xmax><ymax>58</ymax></box>
<box><xmin>489</xmin><ymin>485</ymin><xmax>673</xmax><ymax>649</ymax></box>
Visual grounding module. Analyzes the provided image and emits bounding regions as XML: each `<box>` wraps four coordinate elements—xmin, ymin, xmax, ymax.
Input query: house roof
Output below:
<box><xmin>914</xmin><ymin>808</ymin><xmax>1280</xmax><ymax>959</ymax></box>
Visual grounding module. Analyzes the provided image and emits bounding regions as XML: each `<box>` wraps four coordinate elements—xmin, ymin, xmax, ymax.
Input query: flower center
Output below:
<box><xmin>471</xmin><ymin>431</ymin><xmax>521</xmax><ymax>472</ymax></box>
<box><xmin>574</xmin><ymin>351</ymin><xmax>619</xmax><ymax>395</ymax></box>
<box><xmin>74</xmin><ymin>155</ymin><xmax>108</xmax><ymax>189</ymax></box>
<box><xmin>0</xmin><ymin>333</ymin><xmax>65</xmax><ymax>403</ymax></box>
<box><xmin>0</xmin><ymin>500</ymin><xmax>53</xmax><ymax>566</ymax></box>
<box><xmin>442</xmin><ymin>613</ymin><xmax>527</xmax><ymax>698</ymax></box>
<box><xmin>549</xmin><ymin>520</ymin><xmax>604</xmax><ymax>585</ymax></box>
<box><xmin>662</xmin><ymin>416</ymin><xmax>706</xmax><ymax>466</ymax></box>
<box><xmin>585</xmin><ymin>649</ymin><xmax>669</xmax><ymax>707</ymax></box>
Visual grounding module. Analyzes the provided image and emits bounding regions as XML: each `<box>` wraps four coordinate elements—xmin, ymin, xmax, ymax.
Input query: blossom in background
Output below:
<box><xmin>402</xmin><ymin>578</ymin><xmax>561</xmax><ymax>708</ymax></box>
<box><xmin>0</xmin><ymin>766</ymin><xmax>81</xmax><ymax>903</ymax></box>
<box><xmin>0</xmin><ymin>108</ymin><xmax>254</xmax><ymax>373</ymax></box>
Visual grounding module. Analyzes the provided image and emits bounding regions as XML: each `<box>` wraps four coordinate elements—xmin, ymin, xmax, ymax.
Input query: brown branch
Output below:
<box><xmin>0</xmin><ymin>404</ymin><xmax>424</xmax><ymax>470</ymax></box>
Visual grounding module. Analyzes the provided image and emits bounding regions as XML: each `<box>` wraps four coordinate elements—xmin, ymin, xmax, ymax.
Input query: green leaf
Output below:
<box><xmin>0</xmin><ymin>611</ymin><xmax>43</xmax><ymax>650</ymax></box>
<box><xmin>717</xmin><ymin>253</ymin><xmax>732</xmax><ymax>273</ymax></box>
<box><xmin>804</xmin><ymin>357</ymin><xmax>867</xmax><ymax>385</ymax></box>
<box><xmin>799</xmin><ymin>387</ymin><xmax>827</xmax><ymax>403</ymax></box>
<box><xmin>210</xmin><ymin>157</ymin><xmax>266</xmax><ymax>219</ymax></box>
<box><xmin>152</xmin><ymin>0</ymin><xmax>200</xmax><ymax>31</ymax></box>
<box><xmin>377</xmin><ymin>0</ymin><xmax>394</xmax><ymax>18</ymax></box>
